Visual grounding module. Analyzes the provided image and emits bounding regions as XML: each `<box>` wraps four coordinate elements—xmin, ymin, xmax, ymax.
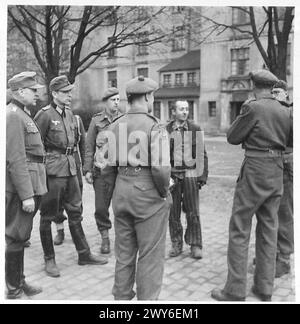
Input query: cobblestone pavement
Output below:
<box><xmin>18</xmin><ymin>136</ymin><xmax>295</xmax><ymax>303</ymax></box>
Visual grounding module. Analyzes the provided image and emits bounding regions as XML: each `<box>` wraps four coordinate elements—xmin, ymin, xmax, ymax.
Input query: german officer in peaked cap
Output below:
<box><xmin>103</xmin><ymin>75</ymin><xmax>172</xmax><ymax>300</ymax></box>
<box><xmin>6</xmin><ymin>71</ymin><xmax>46</xmax><ymax>299</ymax></box>
<box><xmin>34</xmin><ymin>75</ymin><xmax>108</xmax><ymax>278</ymax></box>
<box><xmin>83</xmin><ymin>87</ymin><xmax>121</xmax><ymax>254</ymax></box>
<box><xmin>211</xmin><ymin>69</ymin><xmax>293</xmax><ymax>302</ymax></box>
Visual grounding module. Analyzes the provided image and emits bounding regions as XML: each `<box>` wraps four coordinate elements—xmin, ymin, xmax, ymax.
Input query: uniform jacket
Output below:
<box><xmin>34</xmin><ymin>102</ymin><xmax>79</xmax><ymax>177</ymax></box>
<box><xmin>6</xmin><ymin>100</ymin><xmax>47</xmax><ymax>200</ymax></box>
<box><xmin>166</xmin><ymin>119</ymin><xmax>208</xmax><ymax>184</ymax></box>
<box><xmin>227</xmin><ymin>95</ymin><xmax>293</xmax><ymax>151</ymax></box>
<box><xmin>74</xmin><ymin>115</ymin><xmax>86</xmax><ymax>170</ymax></box>
<box><xmin>107</xmin><ymin>107</ymin><xmax>171</xmax><ymax>198</ymax></box>
<box><xmin>83</xmin><ymin>111</ymin><xmax>117</xmax><ymax>174</ymax></box>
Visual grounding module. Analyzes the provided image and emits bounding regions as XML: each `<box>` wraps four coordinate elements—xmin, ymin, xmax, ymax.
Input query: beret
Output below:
<box><xmin>50</xmin><ymin>75</ymin><xmax>74</xmax><ymax>92</ymax></box>
<box><xmin>126</xmin><ymin>75</ymin><xmax>158</xmax><ymax>95</ymax></box>
<box><xmin>8</xmin><ymin>71</ymin><xmax>44</xmax><ymax>91</ymax></box>
<box><xmin>102</xmin><ymin>87</ymin><xmax>119</xmax><ymax>101</ymax></box>
<box><xmin>273</xmin><ymin>80</ymin><xmax>288</xmax><ymax>91</ymax></box>
<box><xmin>249</xmin><ymin>69</ymin><xmax>279</xmax><ymax>86</ymax></box>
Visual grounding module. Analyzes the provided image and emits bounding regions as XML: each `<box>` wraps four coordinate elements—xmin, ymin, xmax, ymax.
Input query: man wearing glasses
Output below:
<box><xmin>35</xmin><ymin>75</ymin><xmax>108</xmax><ymax>278</ymax></box>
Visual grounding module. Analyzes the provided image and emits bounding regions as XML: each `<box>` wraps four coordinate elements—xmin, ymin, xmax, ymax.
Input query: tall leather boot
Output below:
<box><xmin>5</xmin><ymin>250</ymin><xmax>23</xmax><ymax>299</ymax></box>
<box><xmin>20</xmin><ymin>248</ymin><xmax>43</xmax><ymax>296</ymax></box>
<box><xmin>40</xmin><ymin>226</ymin><xmax>60</xmax><ymax>277</ymax></box>
<box><xmin>69</xmin><ymin>223</ymin><xmax>108</xmax><ymax>265</ymax></box>
<box><xmin>100</xmin><ymin>230</ymin><xmax>110</xmax><ymax>254</ymax></box>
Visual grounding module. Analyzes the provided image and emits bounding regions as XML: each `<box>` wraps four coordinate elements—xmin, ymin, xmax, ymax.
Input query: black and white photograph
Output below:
<box><xmin>2</xmin><ymin>0</ymin><xmax>298</xmax><ymax>305</ymax></box>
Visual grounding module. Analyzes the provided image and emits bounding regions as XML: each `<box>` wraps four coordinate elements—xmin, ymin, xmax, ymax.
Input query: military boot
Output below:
<box><xmin>69</xmin><ymin>223</ymin><xmax>108</xmax><ymax>265</ymax></box>
<box><xmin>275</xmin><ymin>260</ymin><xmax>291</xmax><ymax>278</ymax></box>
<box><xmin>54</xmin><ymin>229</ymin><xmax>65</xmax><ymax>246</ymax></box>
<box><xmin>100</xmin><ymin>230</ymin><xmax>110</xmax><ymax>254</ymax></box>
<box><xmin>5</xmin><ymin>250</ymin><xmax>23</xmax><ymax>299</ymax></box>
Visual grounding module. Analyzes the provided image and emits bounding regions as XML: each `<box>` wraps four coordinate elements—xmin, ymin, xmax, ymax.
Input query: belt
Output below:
<box><xmin>118</xmin><ymin>166</ymin><xmax>152</xmax><ymax>176</ymax></box>
<box><xmin>47</xmin><ymin>146</ymin><xmax>75</xmax><ymax>155</ymax></box>
<box><xmin>245</xmin><ymin>149</ymin><xmax>283</xmax><ymax>157</ymax></box>
<box><xmin>26</xmin><ymin>152</ymin><xmax>46</xmax><ymax>163</ymax></box>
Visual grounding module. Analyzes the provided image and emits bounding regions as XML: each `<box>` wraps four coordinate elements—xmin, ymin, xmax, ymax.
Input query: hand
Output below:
<box><xmin>22</xmin><ymin>198</ymin><xmax>35</xmax><ymax>213</ymax></box>
<box><xmin>85</xmin><ymin>172</ymin><xmax>93</xmax><ymax>184</ymax></box>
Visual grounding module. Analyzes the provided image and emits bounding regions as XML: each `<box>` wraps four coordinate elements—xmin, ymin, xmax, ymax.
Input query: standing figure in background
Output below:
<box><xmin>83</xmin><ymin>88</ymin><xmax>120</xmax><ymax>254</ymax></box>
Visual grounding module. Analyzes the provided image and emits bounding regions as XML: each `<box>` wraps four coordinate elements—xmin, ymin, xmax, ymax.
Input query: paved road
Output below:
<box><xmin>18</xmin><ymin>137</ymin><xmax>295</xmax><ymax>302</ymax></box>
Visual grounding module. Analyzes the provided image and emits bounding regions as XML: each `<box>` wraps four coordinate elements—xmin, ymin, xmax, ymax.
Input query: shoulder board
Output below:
<box><xmin>146</xmin><ymin>113</ymin><xmax>160</xmax><ymax>123</ymax></box>
<box><xmin>42</xmin><ymin>105</ymin><xmax>51</xmax><ymax>111</ymax></box>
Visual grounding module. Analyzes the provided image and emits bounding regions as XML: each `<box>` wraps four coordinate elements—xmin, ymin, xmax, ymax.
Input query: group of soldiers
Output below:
<box><xmin>5</xmin><ymin>67</ymin><xmax>293</xmax><ymax>302</ymax></box>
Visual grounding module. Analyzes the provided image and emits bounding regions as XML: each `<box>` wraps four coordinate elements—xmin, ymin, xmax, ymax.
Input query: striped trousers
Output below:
<box><xmin>169</xmin><ymin>175</ymin><xmax>202</xmax><ymax>248</ymax></box>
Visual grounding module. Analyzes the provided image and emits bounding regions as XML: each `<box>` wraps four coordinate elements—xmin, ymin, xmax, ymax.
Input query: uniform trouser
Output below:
<box><xmin>5</xmin><ymin>193</ymin><xmax>41</xmax><ymax>296</ymax></box>
<box><xmin>93</xmin><ymin>169</ymin><xmax>115</xmax><ymax>233</ymax></box>
<box><xmin>112</xmin><ymin>209</ymin><xmax>169</xmax><ymax>300</ymax></box>
<box><xmin>224</xmin><ymin>156</ymin><xmax>283</xmax><ymax>298</ymax></box>
<box><xmin>169</xmin><ymin>175</ymin><xmax>202</xmax><ymax>248</ymax></box>
<box><xmin>39</xmin><ymin>176</ymin><xmax>89</xmax><ymax>260</ymax></box>
<box><xmin>112</xmin><ymin>173</ymin><xmax>171</xmax><ymax>300</ymax></box>
<box><xmin>277</xmin><ymin>161</ymin><xmax>293</xmax><ymax>261</ymax></box>
<box><xmin>54</xmin><ymin>168</ymin><xmax>83</xmax><ymax>224</ymax></box>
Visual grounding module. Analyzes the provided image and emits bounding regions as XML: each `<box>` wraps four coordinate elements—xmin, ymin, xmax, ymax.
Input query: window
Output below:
<box><xmin>231</xmin><ymin>48</ymin><xmax>250</xmax><ymax>75</ymax></box>
<box><xmin>232</xmin><ymin>7</ymin><xmax>250</xmax><ymax>25</ymax></box>
<box><xmin>175</xmin><ymin>73</ymin><xmax>183</xmax><ymax>86</ymax></box>
<box><xmin>137</xmin><ymin>68</ymin><xmax>149</xmax><ymax>78</ymax></box>
<box><xmin>108</xmin><ymin>37</ymin><xmax>116</xmax><ymax>58</ymax></box>
<box><xmin>108</xmin><ymin>71</ymin><xmax>117</xmax><ymax>88</ymax></box>
<box><xmin>208</xmin><ymin>101</ymin><xmax>217</xmax><ymax>117</ymax></box>
<box><xmin>187</xmin><ymin>101</ymin><xmax>194</xmax><ymax>120</ymax></box>
<box><xmin>137</xmin><ymin>32</ymin><xmax>149</xmax><ymax>55</ymax></box>
<box><xmin>172</xmin><ymin>25</ymin><xmax>185</xmax><ymax>51</ymax></box>
<box><xmin>187</xmin><ymin>72</ymin><xmax>196</xmax><ymax>85</ymax></box>
<box><xmin>163</xmin><ymin>74</ymin><xmax>172</xmax><ymax>87</ymax></box>
<box><xmin>153</xmin><ymin>101</ymin><xmax>161</xmax><ymax>119</ymax></box>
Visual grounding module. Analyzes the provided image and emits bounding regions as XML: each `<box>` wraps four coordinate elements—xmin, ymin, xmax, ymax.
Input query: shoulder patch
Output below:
<box><xmin>42</xmin><ymin>105</ymin><xmax>51</xmax><ymax>111</ymax></box>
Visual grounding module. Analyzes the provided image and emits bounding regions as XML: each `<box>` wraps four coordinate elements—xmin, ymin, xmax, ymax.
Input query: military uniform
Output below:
<box><xmin>6</xmin><ymin>72</ymin><xmax>46</xmax><ymax>298</ymax></box>
<box><xmin>35</xmin><ymin>75</ymin><xmax>107</xmax><ymax>276</ymax></box>
<box><xmin>83</xmin><ymin>111</ymin><xmax>118</xmax><ymax>238</ymax></box>
<box><xmin>166</xmin><ymin>119</ymin><xmax>208</xmax><ymax>258</ymax></box>
<box><xmin>106</xmin><ymin>76</ymin><xmax>171</xmax><ymax>300</ymax></box>
<box><xmin>212</xmin><ymin>70</ymin><xmax>293</xmax><ymax>302</ymax></box>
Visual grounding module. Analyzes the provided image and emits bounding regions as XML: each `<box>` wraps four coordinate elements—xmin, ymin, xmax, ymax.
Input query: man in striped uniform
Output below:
<box><xmin>166</xmin><ymin>100</ymin><xmax>208</xmax><ymax>259</ymax></box>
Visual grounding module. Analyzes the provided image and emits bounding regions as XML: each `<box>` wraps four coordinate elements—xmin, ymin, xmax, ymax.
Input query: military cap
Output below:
<box><xmin>273</xmin><ymin>80</ymin><xmax>288</xmax><ymax>91</ymax></box>
<box><xmin>126</xmin><ymin>75</ymin><xmax>158</xmax><ymax>95</ymax></box>
<box><xmin>249</xmin><ymin>69</ymin><xmax>279</xmax><ymax>86</ymax></box>
<box><xmin>50</xmin><ymin>75</ymin><xmax>74</xmax><ymax>92</ymax></box>
<box><xmin>102</xmin><ymin>87</ymin><xmax>119</xmax><ymax>101</ymax></box>
<box><xmin>8</xmin><ymin>71</ymin><xmax>44</xmax><ymax>91</ymax></box>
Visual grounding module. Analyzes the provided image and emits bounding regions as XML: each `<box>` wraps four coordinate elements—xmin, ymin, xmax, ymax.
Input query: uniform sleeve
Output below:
<box><xmin>227</xmin><ymin>103</ymin><xmax>257</xmax><ymax>145</ymax></box>
<box><xmin>83</xmin><ymin>118</ymin><xmax>97</xmax><ymax>174</ymax></box>
<box><xmin>34</xmin><ymin>110</ymin><xmax>49</xmax><ymax>141</ymax></box>
<box><xmin>150</xmin><ymin>123</ymin><xmax>171</xmax><ymax>198</ymax></box>
<box><xmin>6</xmin><ymin>112</ymin><xmax>34</xmax><ymax>200</ymax></box>
<box><xmin>78</xmin><ymin>117</ymin><xmax>86</xmax><ymax>166</ymax></box>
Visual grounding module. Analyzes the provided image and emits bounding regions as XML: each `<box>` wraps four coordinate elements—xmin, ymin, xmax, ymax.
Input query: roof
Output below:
<box><xmin>155</xmin><ymin>86</ymin><xmax>200</xmax><ymax>99</ymax></box>
<box><xmin>158</xmin><ymin>50</ymin><xmax>200</xmax><ymax>72</ymax></box>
